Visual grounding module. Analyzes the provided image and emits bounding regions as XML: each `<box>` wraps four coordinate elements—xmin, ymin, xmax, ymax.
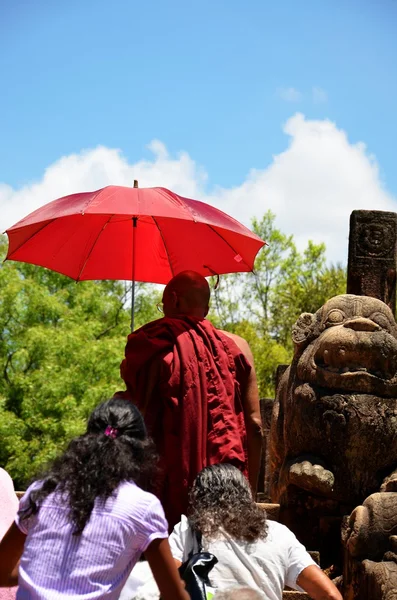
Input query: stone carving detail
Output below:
<box><xmin>270</xmin><ymin>294</ymin><xmax>397</xmax><ymax>512</ymax></box>
<box><xmin>343</xmin><ymin>493</ymin><xmax>397</xmax><ymax>561</ymax></box>
<box><xmin>268</xmin><ymin>210</ymin><xmax>397</xmax><ymax>594</ymax></box>
<box><xmin>342</xmin><ymin>493</ymin><xmax>397</xmax><ymax>600</ymax></box>
<box><xmin>347</xmin><ymin>210</ymin><xmax>397</xmax><ymax>314</ymax></box>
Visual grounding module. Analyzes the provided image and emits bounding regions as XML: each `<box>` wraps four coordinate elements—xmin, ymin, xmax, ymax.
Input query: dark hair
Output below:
<box><xmin>20</xmin><ymin>397</ymin><xmax>157</xmax><ymax>534</ymax></box>
<box><xmin>188</xmin><ymin>464</ymin><xmax>268</xmax><ymax>543</ymax></box>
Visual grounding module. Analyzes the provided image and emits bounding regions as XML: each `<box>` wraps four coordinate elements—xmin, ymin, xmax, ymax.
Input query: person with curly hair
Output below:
<box><xmin>0</xmin><ymin>398</ymin><xmax>189</xmax><ymax>600</ymax></box>
<box><xmin>169</xmin><ymin>464</ymin><xmax>342</xmax><ymax>600</ymax></box>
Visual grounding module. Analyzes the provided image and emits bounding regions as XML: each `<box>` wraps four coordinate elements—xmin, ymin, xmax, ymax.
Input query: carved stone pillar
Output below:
<box><xmin>347</xmin><ymin>210</ymin><xmax>397</xmax><ymax>316</ymax></box>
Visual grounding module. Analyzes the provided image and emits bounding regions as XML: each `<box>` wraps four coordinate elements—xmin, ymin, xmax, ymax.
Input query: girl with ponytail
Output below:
<box><xmin>0</xmin><ymin>397</ymin><xmax>189</xmax><ymax>600</ymax></box>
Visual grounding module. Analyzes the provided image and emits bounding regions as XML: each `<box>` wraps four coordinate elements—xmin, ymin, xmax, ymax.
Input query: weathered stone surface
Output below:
<box><xmin>342</xmin><ymin>493</ymin><xmax>397</xmax><ymax>562</ymax></box>
<box><xmin>269</xmin><ymin>294</ymin><xmax>397</xmax><ymax>563</ymax></box>
<box><xmin>360</xmin><ymin>560</ymin><xmax>397</xmax><ymax>600</ymax></box>
<box><xmin>260</xmin><ymin>398</ymin><xmax>274</xmax><ymax>431</ymax></box>
<box><xmin>275</xmin><ymin>364</ymin><xmax>289</xmax><ymax>393</ymax></box>
<box><xmin>270</xmin><ymin>294</ymin><xmax>397</xmax><ymax>508</ymax></box>
<box><xmin>257</xmin><ymin>397</ymin><xmax>274</xmax><ymax>499</ymax></box>
<box><xmin>256</xmin><ymin>502</ymin><xmax>280</xmax><ymax>522</ymax></box>
<box><xmin>347</xmin><ymin>210</ymin><xmax>397</xmax><ymax>316</ymax></box>
<box><xmin>342</xmin><ymin>496</ymin><xmax>397</xmax><ymax>599</ymax></box>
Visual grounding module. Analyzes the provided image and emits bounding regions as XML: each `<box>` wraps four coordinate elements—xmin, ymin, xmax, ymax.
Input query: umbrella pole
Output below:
<box><xmin>130</xmin><ymin>179</ymin><xmax>139</xmax><ymax>332</ymax></box>
<box><xmin>130</xmin><ymin>281</ymin><xmax>135</xmax><ymax>332</ymax></box>
<box><xmin>130</xmin><ymin>215</ymin><xmax>138</xmax><ymax>332</ymax></box>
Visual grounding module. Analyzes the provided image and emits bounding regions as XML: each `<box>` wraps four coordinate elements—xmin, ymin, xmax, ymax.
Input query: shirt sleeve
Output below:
<box><xmin>139</xmin><ymin>496</ymin><xmax>169</xmax><ymax>552</ymax></box>
<box><xmin>14</xmin><ymin>481</ymin><xmax>42</xmax><ymax>535</ymax></box>
<box><xmin>168</xmin><ymin>515</ymin><xmax>193</xmax><ymax>562</ymax></box>
<box><xmin>284</xmin><ymin>527</ymin><xmax>316</xmax><ymax>590</ymax></box>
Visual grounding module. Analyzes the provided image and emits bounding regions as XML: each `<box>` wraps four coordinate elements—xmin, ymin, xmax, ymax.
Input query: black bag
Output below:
<box><xmin>163</xmin><ymin>528</ymin><xmax>218</xmax><ymax>600</ymax></box>
<box><xmin>178</xmin><ymin>549</ymin><xmax>218</xmax><ymax>600</ymax></box>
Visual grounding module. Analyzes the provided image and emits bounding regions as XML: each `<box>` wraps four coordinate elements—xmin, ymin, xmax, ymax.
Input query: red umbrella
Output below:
<box><xmin>5</xmin><ymin>182</ymin><xmax>266</xmax><ymax>329</ymax></box>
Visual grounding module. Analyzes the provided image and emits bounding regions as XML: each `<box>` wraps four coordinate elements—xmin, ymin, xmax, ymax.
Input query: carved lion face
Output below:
<box><xmin>293</xmin><ymin>295</ymin><xmax>397</xmax><ymax>396</ymax></box>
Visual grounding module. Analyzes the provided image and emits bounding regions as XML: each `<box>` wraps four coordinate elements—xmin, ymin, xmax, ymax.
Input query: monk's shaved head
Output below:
<box><xmin>166</xmin><ymin>271</ymin><xmax>210</xmax><ymax>307</ymax></box>
<box><xmin>162</xmin><ymin>270</ymin><xmax>210</xmax><ymax>318</ymax></box>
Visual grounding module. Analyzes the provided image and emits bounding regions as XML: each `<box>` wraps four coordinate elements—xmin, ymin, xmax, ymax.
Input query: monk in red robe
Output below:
<box><xmin>119</xmin><ymin>271</ymin><xmax>262</xmax><ymax>529</ymax></box>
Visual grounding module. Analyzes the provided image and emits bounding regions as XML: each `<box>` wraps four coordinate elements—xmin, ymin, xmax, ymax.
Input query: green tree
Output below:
<box><xmin>270</xmin><ymin>240</ymin><xmax>346</xmax><ymax>347</ymax></box>
<box><xmin>209</xmin><ymin>211</ymin><xmax>346</xmax><ymax>395</ymax></box>
<box><xmin>0</xmin><ymin>212</ymin><xmax>346</xmax><ymax>486</ymax></box>
<box><xmin>0</xmin><ymin>236</ymin><xmax>160</xmax><ymax>488</ymax></box>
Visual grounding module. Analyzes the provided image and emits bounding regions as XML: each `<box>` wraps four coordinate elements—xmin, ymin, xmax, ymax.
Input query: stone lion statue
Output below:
<box><xmin>270</xmin><ymin>294</ymin><xmax>397</xmax><ymax>509</ymax></box>
<box><xmin>342</xmin><ymin>493</ymin><xmax>397</xmax><ymax>599</ymax></box>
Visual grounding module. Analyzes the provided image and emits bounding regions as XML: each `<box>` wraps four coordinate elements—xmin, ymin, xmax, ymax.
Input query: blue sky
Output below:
<box><xmin>1</xmin><ymin>0</ymin><xmax>396</xmax><ymax>263</ymax></box>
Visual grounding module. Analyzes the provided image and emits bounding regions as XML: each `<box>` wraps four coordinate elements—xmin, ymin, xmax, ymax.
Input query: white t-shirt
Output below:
<box><xmin>169</xmin><ymin>516</ymin><xmax>315</xmax><ymax>600</ymax></box>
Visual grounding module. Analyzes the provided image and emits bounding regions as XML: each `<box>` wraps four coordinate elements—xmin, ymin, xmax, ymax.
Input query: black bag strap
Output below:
<box><xmin>195</xmin><ymin>529</ymin><xmax>203</xmax><ymax>553</ymax></box>
<box><xmin>187</xmin><ymin>519</ymin><xmax>203</xmax><ymax>555</ymax></box>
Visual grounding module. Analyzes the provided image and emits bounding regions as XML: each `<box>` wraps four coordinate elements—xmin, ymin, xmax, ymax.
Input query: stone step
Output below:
<box><xmin>256</xmin><ymin>502</ymin><xmax>280</xmax><ymax>521</ymax></box>
<box><xmin>283</xmin><ymin>592</ymin><xmax>311</xmax><ymax>599</ymax></box>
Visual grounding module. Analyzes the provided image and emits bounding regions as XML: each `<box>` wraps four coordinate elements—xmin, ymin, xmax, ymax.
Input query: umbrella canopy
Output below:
<box><xmin>6</xmin><ymin>185</ymin><xmax>265</xmax><ymax>283</ymax></box>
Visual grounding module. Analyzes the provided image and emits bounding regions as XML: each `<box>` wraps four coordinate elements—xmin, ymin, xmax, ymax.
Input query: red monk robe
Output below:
<box><xmin>119</xmin><ymin>316</ymin><xmax>251</xmax><ymax>529</ymax></box>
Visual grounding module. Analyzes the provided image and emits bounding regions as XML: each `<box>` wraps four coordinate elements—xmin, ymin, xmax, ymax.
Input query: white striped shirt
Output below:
<box><xmin>15</xmin><ymin>480</ymin><xmax>168</xmax><ymax>599</ymax></box>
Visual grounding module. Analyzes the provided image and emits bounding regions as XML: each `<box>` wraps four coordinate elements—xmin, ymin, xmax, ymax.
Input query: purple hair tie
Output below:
<box><xmin>104</xmin><ymin>426</ymin><xmax>119</xmax><ymax>439</ymax></box>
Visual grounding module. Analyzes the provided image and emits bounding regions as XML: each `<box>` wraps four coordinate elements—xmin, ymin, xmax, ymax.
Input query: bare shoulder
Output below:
<box><xmin>219</xmin><ymin>329</ymin><xmax>254</xmax><ymax>363</ymax></box>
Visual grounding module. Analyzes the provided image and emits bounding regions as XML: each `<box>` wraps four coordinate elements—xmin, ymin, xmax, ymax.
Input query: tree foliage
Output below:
<box><xmin>0</xmin><ymin>213</ymin><xmax>346</xmax><ymax>487</ymax></box>
<box><xmin>209</xmin><ymin>211</ymin><xmax>346</xmax><ymax>395</ymax></box>
<box><xmin>0</xmin><ymin>236</ymin><xmax>160</xmax><ymax>487</ymax></box>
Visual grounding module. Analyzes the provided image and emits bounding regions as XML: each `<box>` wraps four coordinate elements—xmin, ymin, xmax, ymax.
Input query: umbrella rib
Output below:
<box><xmin>152</xmin><ymin>216</ymin><xmax>175</xmax><ymax>278</ymax></box>
<box><xmin>206</xmin><ymin>224</ymin><xmax>252</xmax><ymax>271</ymax></box>
<box><xmin>76</xmin><ymin>215</ymin><xmax>113</xmax><ymax>281</ymax></box>
<box><xmin>82</xmin><ymin>186</ymin><xmax>111</xmax><ymax>212</ymax></box>
<box><xmin>6</xmin><ymin>219</ymin><xmax>58</xmax><ymax>258</ymax></box>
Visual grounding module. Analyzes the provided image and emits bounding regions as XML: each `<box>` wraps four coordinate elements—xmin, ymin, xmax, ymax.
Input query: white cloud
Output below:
<box><xmin>312</xmin><ymin>86</ymin><xmax>328</xmax><ymax>103</ymax></box>
<box><xmin>210</xmin><ymin>114</ymin><xmax>395</xmax><ymax>262</ymax></box>
<box><xmin>1</xmin><ymin>142</ymin><xmax>207</xmax><ymax>235</ymax></box>
<box><xmin>278</xmin><ymin>87</ymin><xmax>303</xmax><ymax>102</ymax></box>
<box><xmin>2</xmin><ymin>114</ymin><xmax>396</xmax><ymax>266</ymax></box>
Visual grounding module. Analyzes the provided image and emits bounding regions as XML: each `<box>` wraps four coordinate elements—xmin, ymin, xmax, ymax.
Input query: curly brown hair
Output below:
<box><xmin>188</xmin><ymin>463</ymin><xmax>268</xmax><ymax>543</ymax></box>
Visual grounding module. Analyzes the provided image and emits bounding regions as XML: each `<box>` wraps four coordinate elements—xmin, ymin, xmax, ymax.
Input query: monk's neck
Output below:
<box><xmin>171</xmin><ymin>311</ymin><xmax>207</xmax><ymax>320</ymax></box>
